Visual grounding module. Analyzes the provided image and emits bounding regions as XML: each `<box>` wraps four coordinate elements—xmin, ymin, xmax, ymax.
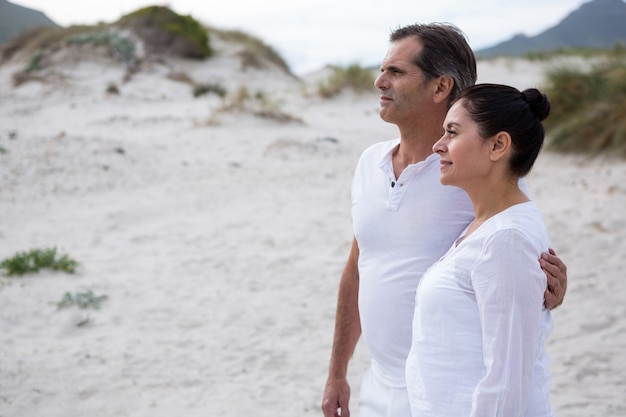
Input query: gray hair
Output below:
<box><xmin>390</xmin><ymin>23</ymin><xmax>477</xmax><ymax>105</ymax></box>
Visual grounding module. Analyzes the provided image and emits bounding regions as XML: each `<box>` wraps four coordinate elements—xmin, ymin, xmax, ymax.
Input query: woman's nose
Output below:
<box><xmin>433</xmin><ymin>137</ymin><xmax>446</xmax><ymax>154</ymax></box>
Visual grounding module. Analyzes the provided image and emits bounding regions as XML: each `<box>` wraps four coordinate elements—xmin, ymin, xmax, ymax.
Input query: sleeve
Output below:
<box><xmin>469</xmin><ymin>229</ymin><xmax>546</xmax><ymax>417</ymax></box>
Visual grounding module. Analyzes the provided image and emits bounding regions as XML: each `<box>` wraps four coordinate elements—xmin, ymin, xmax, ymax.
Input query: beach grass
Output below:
<box><xmin>209</xmin><ymin>27</ymin><xmax>292</xmax><ymax>74</ymax></box>
<box><xmin>318</xmin><ymin>64</ymin><xmax>376</xmax><ymax>98</ymax></box>
<box><xmin>0</xmin><ymin>247</ymin><xmax>79</xmax><ymax>276</ymax></box>
<box><xmin>544</xmin><ymin>54</ymin><xmax>626</xmax><ymax>157</ymax></box>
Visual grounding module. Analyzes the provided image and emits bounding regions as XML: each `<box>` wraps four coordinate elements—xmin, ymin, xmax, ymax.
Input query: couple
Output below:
<box><xmin>322</xmin><ymin>24</ymin><xmax>566</xmax><ymax>417</ymax></box>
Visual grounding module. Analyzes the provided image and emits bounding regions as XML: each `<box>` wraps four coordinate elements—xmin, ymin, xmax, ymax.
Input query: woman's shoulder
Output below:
<box><xmin>483</xmin><ymin>202</ymin><xmax>549</xmax><ymax>250</ymax></box>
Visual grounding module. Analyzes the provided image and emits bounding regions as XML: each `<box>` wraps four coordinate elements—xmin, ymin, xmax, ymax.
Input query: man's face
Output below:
<box><xmin>374</xmin><ymin>37</ymin><xmax>434</xmax><ymax>127</ymax></box>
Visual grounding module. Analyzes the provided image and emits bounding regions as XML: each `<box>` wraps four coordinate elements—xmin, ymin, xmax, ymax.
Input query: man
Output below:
<box><xmin>321</xmin><ymin>23</ymin><xmax>567</xmax><ymax>417</ymax></box>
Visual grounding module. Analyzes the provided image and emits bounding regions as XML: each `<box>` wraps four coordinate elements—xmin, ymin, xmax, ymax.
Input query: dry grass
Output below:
<box><xmin>1</xmin><ymin>25</ymin><xmax>104</xmax><ymax>62</ymax></box>
<box><xmin>544</xmin><ymin>55</ymin><xmax>626</xmax><ymax>157</ymax></box>
<box><xmin>209</xmin><ymin>27</ymin><xmax>292</xmax><ymax>75</ymax></box>
<box><xmin>318</xmin><ymin>64</ymin><xmax>376</xmax><ymax>98</ymax></box>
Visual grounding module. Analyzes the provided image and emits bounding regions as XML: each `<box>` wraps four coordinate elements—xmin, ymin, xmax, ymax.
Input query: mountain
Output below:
<box><xmin>476</xmin><ymin>0</ymin><xmax>626</xmax><ymax>58</ymax></box>
<box><xmin>0</xmin><ymin>0</ymin><xmax>59</xmax><ymax>43</ymax></box>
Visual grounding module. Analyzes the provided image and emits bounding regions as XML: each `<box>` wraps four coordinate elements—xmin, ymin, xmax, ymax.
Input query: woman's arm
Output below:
<box><xmin>471</xmin><ymin>230</ymin><xmax>549</xmax><ymax>417</ymax></box>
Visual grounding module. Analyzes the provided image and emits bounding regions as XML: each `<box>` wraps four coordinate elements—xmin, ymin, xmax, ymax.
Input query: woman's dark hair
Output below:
<box><xmin>390</xmin><ymin>23</ymin><xmax>477</xmax><ymax>104</ymax></box>
<box><xmin>454</xmin><ymin>83</ymin><xmax>550</xmax><ymax>177</ymax></box>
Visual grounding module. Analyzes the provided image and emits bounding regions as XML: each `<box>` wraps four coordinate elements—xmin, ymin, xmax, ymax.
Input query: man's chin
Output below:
<box><xmin>379</xmin><ymin>110</ymin><xmax>393</xmax><ymax>123</ymax></box>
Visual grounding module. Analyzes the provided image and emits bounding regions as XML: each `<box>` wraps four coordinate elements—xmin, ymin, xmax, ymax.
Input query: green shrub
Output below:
<box><xmin>57</xmin><ymin>290</ymin><xmax>108</xmax><ymax>310</ymax></box>
<box><xmin>118</xmin><ymin>6</ymin><xmax>211</xmax><ymax>59</ymax></box>
<box><xmin>318</xmin><ymin>64</ymin><xmax>375</xmax><ymax>98</ymax></box>
<box><xmin>544</xmin><ymin>57</ymin><xmax>626</xmax><ymax>157</ymax></box>
<box><xmin>0</xmin><ymin>247</ymin><xmax>79</xmax><ymax>276</ymax></box>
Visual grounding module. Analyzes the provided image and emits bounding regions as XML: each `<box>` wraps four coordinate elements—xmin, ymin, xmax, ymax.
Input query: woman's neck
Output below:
<box><xmin>468</xmin><ymin>178</ymin><xmax>529</xmax><ymax>222</ymax></box>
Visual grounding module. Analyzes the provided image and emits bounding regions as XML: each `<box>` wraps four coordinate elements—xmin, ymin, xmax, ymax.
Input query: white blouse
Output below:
<box><xmin>406</xmin><ymin>202</ymin><xmax>554</xmax><ymax>417</ymax></box>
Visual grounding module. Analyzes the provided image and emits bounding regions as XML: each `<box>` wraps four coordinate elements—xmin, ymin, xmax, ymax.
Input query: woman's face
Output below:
<box><xmin>432</xmin><ymin>100</ymin><xmax>494</xmax><ymax>188</ymax></box>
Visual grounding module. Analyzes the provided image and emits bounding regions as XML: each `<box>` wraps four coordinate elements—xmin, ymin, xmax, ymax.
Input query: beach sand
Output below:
<box><xmin>0</xmin><ymin>48</ymin><xmax>625</xmax><ymax>416</ymax></box>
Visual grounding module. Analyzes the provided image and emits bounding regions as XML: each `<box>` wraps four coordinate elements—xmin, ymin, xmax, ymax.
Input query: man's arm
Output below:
<box><xmin>322</xmin><ymin>237</ymin><xmax>362</xmax><ymax>417</ymax></box>
<box><xmin>541</xmin><ymin>248</ymin><xmax>567</xmax><ymax>310</ymax></box>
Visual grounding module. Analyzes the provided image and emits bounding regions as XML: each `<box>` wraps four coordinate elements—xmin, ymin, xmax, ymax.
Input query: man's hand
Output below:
<box><xmin>541</xmin><ymin>248</ymin><xmax>567</xmax><ymax>310</ymax></box>
<box><xmin>322</xmin><ymin>377</ymin><xmax>351</xmax><ymax>417</ymax></box>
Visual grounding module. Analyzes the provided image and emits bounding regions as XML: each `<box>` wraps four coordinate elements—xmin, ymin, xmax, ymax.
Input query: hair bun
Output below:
<box><xmin>522</xmin><ymin>88</ymin><xmax>550</xmax><ymax>121</ymax></box>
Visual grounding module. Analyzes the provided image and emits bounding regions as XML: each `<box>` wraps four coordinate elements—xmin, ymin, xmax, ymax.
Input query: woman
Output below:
<box><xmin>405</xmin><ymin>84</ymin><xmax>554</xmax><ymax>416</ymax></box>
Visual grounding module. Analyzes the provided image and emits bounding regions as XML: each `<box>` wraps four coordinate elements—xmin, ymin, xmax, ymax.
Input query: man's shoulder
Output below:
<box><xmin>359</xmin><ymin>138</ymin><xmax>399</xmax><ymax>160</ymax></box>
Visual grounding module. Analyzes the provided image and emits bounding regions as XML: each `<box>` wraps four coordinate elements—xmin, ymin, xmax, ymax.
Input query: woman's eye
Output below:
<box><xmin>447</xmin><ymin>129</ymin><xmax>456</xmax><ymax>136</ymax></box>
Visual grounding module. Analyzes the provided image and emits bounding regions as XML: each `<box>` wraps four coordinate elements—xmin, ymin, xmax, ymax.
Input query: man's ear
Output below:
<box><xmin>490</xmin><ymin>132</ymin><xmax>512</xmax><ymax>162</ymax></box>
<box><xmin>432</xmin><ymin>76</ymin><xmax>454</xmax><ymax>104</ymax></box>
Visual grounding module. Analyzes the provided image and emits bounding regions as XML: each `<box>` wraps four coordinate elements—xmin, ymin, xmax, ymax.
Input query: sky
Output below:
<box><xmin>13</xmin><ymin>0</ymin><xmax>590</xmax><ymax>75</ymax></box>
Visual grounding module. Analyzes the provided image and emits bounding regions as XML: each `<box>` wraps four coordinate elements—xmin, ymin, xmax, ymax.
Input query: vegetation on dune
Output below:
<box><xmin>67</xmin><ymin>30</ymin><xmax>136</xmax><ymax>64</ymax></box>
<box><xmin>210</xmin><ymin>27</ymin><xmax>292</xmax><ymax>74</ymax></box>
<box><xmin>6</xmin><ymin>25</ymin><xmax>139</xmax><ymax>86</ymax></box>
<box><xmin>1</xmin><ymin>5</ymin><xmax>212</xmax><ymax>67</ymax></box>
<box><xmin>543</xmin><ymin>52</ymin><xmax>626</xmax><ymax>158</ymax></box>
<box><xmin>57</xmin><ymin>290</ymin><xmax>108</xmax><ymax>310</ymax></box>
<box><xmin>165</xmin><ymin>70</ymin><xmax>228</xmax><ymax>98</ymax></box>
<box><xmin>0</xmin><ymin>5</ymin><xmax>298</xmax><ymax>90</ymax></box>
<box><xmin>0</xmin><ymin>24</ymin><xmax>102</xmax><ymax>62</ymax></box>
<box><xmin>0</xmin><ymin>247</ymin><xmax>79</xmax><ymax>276</ymax></box>
<box><xmin>318</xmin><ymin>63</ymin><xmax>376</xmax><ymax>98</ymax></box>
<box><xmin>117</xmin><ymin>5</ymin><xmax>211</xmax><ymax>59</ymax></box>
<box><xmin>206</xmin><ymin>85</ymin><xmax>303</xmax><ymax>125</ymax></box>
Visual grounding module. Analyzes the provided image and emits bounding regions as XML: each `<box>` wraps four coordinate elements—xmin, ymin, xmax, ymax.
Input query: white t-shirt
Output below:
<box><xmin>406</xmin><ymin>202</ymin><xmax>554</xmax><ymax>417</ymax></box>
<box><xmin>352</xmin><ymin>139</ymin><xmax>475</xmax><ymax>387</ymax></box>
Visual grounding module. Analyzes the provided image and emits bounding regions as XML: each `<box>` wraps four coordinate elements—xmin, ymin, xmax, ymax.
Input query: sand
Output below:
<box><xmin>0</xmin><ymin>47</ymin><xmax>625</xmax><ymax>417</ymax></box>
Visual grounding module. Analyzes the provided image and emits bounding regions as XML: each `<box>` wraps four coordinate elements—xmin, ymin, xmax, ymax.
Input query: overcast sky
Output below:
<box><xmin>13</xmin><ymin>0</ymin><xmax>590</xmax><ymax>74</ymax></box>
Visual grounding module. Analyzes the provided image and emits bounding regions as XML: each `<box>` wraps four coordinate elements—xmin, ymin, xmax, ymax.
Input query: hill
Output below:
<box><xmin>0</xmin><ymin>0</ymin><xmax>59</xmax><ymax>42</ymax></box>
<box><xmin>476</xmin><ymin>0</ymin><xmax>626</xmax><ymax>58</ymax></box>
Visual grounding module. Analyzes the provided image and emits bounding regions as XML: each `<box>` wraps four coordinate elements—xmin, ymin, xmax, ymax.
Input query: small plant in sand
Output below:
<box><xmin>544</xmin><ymin>55</ymin><xmax>626</xmax><ymax>157</ymax></box>
<box><xmin>106</xmin><ymin>82</ymin><xmax>120</xmax><ymax>94</ymax></box>
<box><xmin>0</xmin><ymin>247</ymin><xmax>79</xmax><ymax>276</ymax></box>
<box><xmin>57</xmin><ymin>290</ymin><xmax>108</xmax><ymax>310</ymax></box>
<box><xmin>318</xmin><ymin>64</ymin><xmax>376</xmax><ymax>98</ymax></box>
<box><xmin>193</xmin><ymin>83</ymin><xmax>227</xmax><ymax>98</ymax></box>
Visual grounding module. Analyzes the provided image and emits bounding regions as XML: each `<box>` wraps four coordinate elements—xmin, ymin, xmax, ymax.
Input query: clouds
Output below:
<box><xmin>14</xmin><ymin>0</ymin><xmax>588</xmax><ymax>74</ymax></box>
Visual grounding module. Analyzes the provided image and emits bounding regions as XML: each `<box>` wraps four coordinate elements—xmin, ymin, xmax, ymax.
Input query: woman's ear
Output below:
<box><xmin>432</xmin><ymin>76</ymin><xmax>454</xmax><ymax>104</ymax></box>
<box><xmin>489</xmin><ymin>132</ymin><xmax>512</xmax><ymax>162</ymax></box>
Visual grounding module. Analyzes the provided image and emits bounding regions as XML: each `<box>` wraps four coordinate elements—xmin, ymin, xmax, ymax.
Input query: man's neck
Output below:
<box><xmin>394</xmin><ymin>122</ymin><xmax>442</xmax><ymax>165</ymax></box>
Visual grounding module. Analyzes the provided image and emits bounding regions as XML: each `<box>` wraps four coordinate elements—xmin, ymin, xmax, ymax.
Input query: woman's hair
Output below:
<box><xmin>454</xmin><ymin>83</ymin><xmax>550</xmax><ymax>177</ymax></box>
<box><xmin>390</xmin><ymin>23</ymin><xmax>477</xmax><ymax>104</ymax></box>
